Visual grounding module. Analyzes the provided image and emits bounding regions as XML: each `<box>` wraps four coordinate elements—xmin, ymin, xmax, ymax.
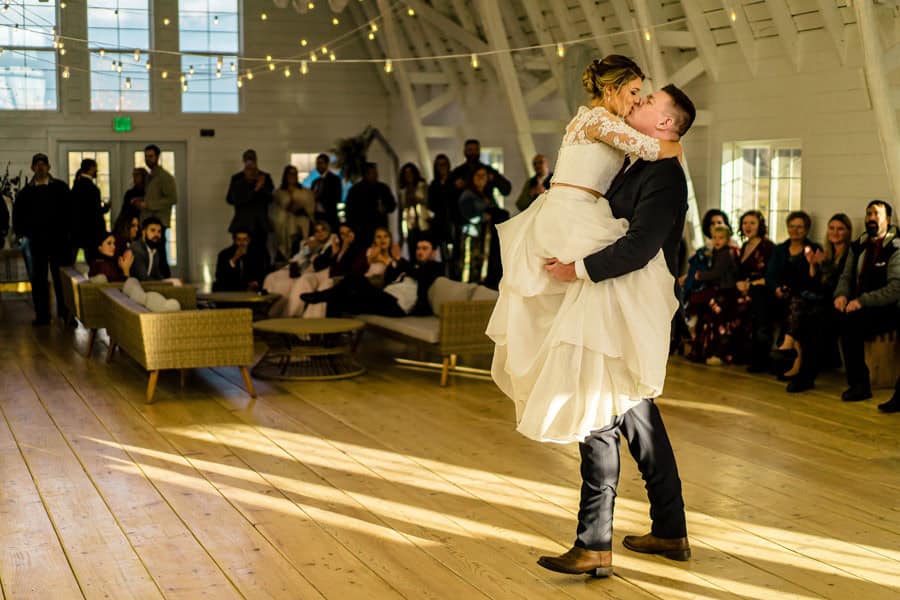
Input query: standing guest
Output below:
<box><xmin>345</xmin><ymin>162</ymin><xmax>396</xmax><ymax>246</ymax></box>
<box><xmin>88</xmin><ymin>231</ymin><xmax>133</xmax><ymax>283</ymax></box>
<box><xmin>121</xmin><ymin>167</ymin><xmax>147</xmax><ymax>222</ymax></box>
<box><xmin>766</xmin><ymin>211</ymin><xmax>822</xmax><ymax>379</ymax></box>
<box><xmin>687</xmin><ymin>224</ymin><xmax>740</xmax><ymax>365</ymax></box>
<box><xmin>515</xmin><ymin>153</ymin><xmax>552</xmax><ymax>212</ymax></box>
<box><xmin>12</xmin><ymin>153</ymin><xmax>73</xmax><ymax>325</ymax></box>
<box><xmin>450</xmin><ymin>138</ymin><xmax>512</xmax><ymax>199</ymax></box>
<box><xmin>226</xmin><ymin>149</ymin><xmax>274</xmax><ymax>253</ymax></box>
<box><xmin>785</xmin><ymin>213</ymin><xmax>853</xmax><ymax>393</ymax></box>
<box><xmin>130</xmin><ymin>217</ymin><xmax>172</xmax><ymax>281</ymax></box>
<box><xmin>833</xmin><ymin>200</ymin><xmax>899</xmax><ymax>402</ymax></box>
<box><xmin>271</xmin><ymin>165</ymin><xmax>315</xmax><ymax>263</ymax></box>
<box><xmin>428</xmin><ymin>154</ymin><xmax>462</xmax><ymax>278</ymax></box>
<box><xmin>735</xmin><ymin>210</ymin><xmax>776</xmax><ymax>369</ymax></box>
<box><xmin>263</xmin><ymin>220</ymin><xmax>334</xmax><ymax>317</ymax></box>
<box><xmin>137</xmin><ymin>144</ymin><xmax>177</xmax><ymax>271</ymax></box>
<box><xmin>213</xmin><ymin>228</ymin><xmax>269</xmax><ymax>292</ymax></box>
<box><xmin>459</xmin><ymin>165</ymin><xmax>509</xmax><ymax>288</ymax></box>
<box><xmin>311</xmin><ymin>153</ymin><xmax>342</xmax><ymax>231</ymax></box>
<box><xmin>71</xmin><ymin>158</ymin><xmax>108</xmax><ymax>263</ymax></box>
<box><xmin>112</xmin><ymin>212</ymin><xmax>140</xmax><ymax>256</ymax></box>
<box><xmin>0</xmin><ymin>185</ymin><xmax>9</xmax><ymax>246</ymax></box>
<box><xmin>397</xmin><ymin>162</ymin><xmax>430</xmax><ymax>257</ymax></box>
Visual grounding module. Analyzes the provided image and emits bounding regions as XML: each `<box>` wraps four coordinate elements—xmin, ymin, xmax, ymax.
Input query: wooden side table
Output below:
<box><xmin>252</xmin><ymin>318</ymin><xmax>365</xmax><ymax>380</ymax></box>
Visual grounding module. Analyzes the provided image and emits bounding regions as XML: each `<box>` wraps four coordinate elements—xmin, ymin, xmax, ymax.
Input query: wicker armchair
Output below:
<box><xmin>100</xmin><ymin>287</ymin><xmax>256</xmax><ymax>402</ymax></box>
<box><xmin>59</xmin><ymin>266</ymin><xmax>184</xmax><ymax>355</ymax></box>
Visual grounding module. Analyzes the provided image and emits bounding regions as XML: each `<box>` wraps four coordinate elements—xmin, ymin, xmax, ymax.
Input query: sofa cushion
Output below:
<box><xmin>144</xmin><ymin>291</ymin><xmax>181</xmax><ymax>313</ymax></box>
<box><xmin>471</xmin><ymin>285</ymin><xmax>499</xmax><ymax>302</ymax></box>
<box><xmin>356</xmin><ymin>314</ymin><xmax>440</xmax><ymax>344</ymax></box>
<box><xmin>89</xmin><ymin>273</ymin><xmax>109</xmax><ymax>284</ymax></box>
<box><xmin>122</xmin><ymin>277</ymin><xmax>146</xmax><ymax>304</ymax></box>
<box><xmin>427</xmin><ymin>277</ymin><xmax>476</xmax><ymax>316</ymax></box>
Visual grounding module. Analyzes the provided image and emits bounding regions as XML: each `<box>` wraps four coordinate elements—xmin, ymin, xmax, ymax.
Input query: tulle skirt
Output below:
<box><xmin>486</xmin><ymin>186</ymin><xmax>677</xmax><ymax>443</ymax></box>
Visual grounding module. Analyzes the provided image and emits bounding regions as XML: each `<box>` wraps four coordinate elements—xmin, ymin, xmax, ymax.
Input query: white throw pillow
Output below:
<box><xmin>122</xmin><ymin>277</ymin><xmax>146</xmax><ymax>305</ymax></box>
<box><xmin>427</xmin><ymin>276</ymin><xmax>476</xmax><ymax>316</ymax></box>
<box><xmin>144</xmin><ymin>291</ymin><xmax>181</xmax><ymax>313</ymax></box>
<box><xmin>88</xmin><ymin>274</ymin><xmax>109</xmax><ymax>284</ymax></box>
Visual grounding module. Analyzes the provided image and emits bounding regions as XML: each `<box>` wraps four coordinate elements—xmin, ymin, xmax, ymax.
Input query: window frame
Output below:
<box><xmin>0</xmin><ymin>0</ymin><xmax>60</xmax><ymax>112</ymax></box>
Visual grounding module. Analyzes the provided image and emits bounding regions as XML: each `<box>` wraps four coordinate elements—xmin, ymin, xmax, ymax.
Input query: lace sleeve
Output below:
<box><xmin>581</xmin><ymin>107</ymin><xmax>660</xmax><ymax>161</ymax></box>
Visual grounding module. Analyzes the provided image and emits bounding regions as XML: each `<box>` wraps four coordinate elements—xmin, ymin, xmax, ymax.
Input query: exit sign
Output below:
<box><xmin>113</xmin><ymin>117</ymin><xmax>132</xmax><ymax>132</ymax></box>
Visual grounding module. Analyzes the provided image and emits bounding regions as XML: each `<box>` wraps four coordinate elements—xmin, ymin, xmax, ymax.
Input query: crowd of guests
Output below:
<box><xmin>678</xmin><ymin>201</ymin><xmax>899</xmax><ymax>413</ymax></box>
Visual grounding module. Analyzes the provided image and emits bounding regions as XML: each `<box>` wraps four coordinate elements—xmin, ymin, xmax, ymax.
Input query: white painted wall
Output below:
<box><xmin>1</xmin><ymin>1</ymin><xmax>390</xmax><ymax>284</ymax></box>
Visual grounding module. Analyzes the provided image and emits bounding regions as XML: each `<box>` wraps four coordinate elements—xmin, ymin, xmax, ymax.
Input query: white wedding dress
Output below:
<box><xmin>487</xmin><ymin>105</ymin><xmax>678</xmax><ymax>444</ymax></box>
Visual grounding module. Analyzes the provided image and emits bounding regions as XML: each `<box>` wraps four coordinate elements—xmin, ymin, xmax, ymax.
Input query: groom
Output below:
<box><xmin>541</xmin><ymin>83</ymin><xmax>697</xmax><ymax>576</ymax></box>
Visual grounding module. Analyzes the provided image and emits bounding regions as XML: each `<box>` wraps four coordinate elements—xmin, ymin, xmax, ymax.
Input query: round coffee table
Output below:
<box><xmin>252</xmin><ymin>318</ymin><xmax>365</xmax><ymax>380</ymax></box>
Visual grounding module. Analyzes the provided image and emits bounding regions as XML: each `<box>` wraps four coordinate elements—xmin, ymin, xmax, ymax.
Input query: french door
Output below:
<box><xmin>58</xmin><ymin>141</ymin><xmax>188</xmax><ymax>277</ymax></box>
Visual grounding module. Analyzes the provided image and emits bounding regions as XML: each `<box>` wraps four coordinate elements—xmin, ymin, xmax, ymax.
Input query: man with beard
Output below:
<box><xmin>450</xmin><ymin>138</ymin><xmax>512</xmax><ymax>199</ymax></box>
<box><xmin>226</xmin><ymin>149</ymin><xmax>274</xmax><ymax>254</ymax></box>
<box><xmin>130</xmin><ymin>217</ymin><xmax>172</xmax><ymax>281</ymax></box>
<box><xmin>831</xmin><ymin>200</ymin><xmax>899</xmax><ymax>403</ymax></box>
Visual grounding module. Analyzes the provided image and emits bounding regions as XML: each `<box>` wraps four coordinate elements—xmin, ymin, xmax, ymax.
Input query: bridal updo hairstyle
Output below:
<box><xmin>582</xmin><ymin>55</ymin><xmax>644</xmax><ymax>102</ymax></box>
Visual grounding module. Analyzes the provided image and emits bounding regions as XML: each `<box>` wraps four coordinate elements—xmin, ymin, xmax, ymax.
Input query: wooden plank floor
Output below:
<box><xmin>1</xmin><ymin>296</ymin><xmax>898</xmax><ymax>600</ymax></box>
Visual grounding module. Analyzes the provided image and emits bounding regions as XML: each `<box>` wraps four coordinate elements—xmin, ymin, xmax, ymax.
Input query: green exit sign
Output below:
<box><xmin>113</xmin><ymin>117</ymin><xmax>132</xmax><ymax>132</ymax></box>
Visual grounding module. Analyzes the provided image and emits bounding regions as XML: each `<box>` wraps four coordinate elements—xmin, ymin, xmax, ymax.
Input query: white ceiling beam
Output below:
<box><xmin>680</xmin><ymin>0</ymin><xmax>720</xmax><ymax>81</ymax></box>
<box><xmin>346</xmin><ymin>1</ymin><xmax>395</xmax><ymax>96</ymax></box>
<box><xmin>531</xmin><ymin>120</ymin><xmax>568</xmax><ymax>134</ymax></box>
<box><xmin>405</xmin><ymin>0</ymin><xmax>489</xmax><ymax>54</ymax></box>
<box><xmin>376</xmin><ymin>0</ymin><xmax>432</xmax><ymax>175</ymax></box>
<box><xmin>765</xmin><ymin>0</ymin><xmax>801</xmax><ymax>71</ymax></box>
<box><xmin>577</xmin><ymin>0</ymin><xmax>616</xmax><ymax>56</ymax></box>
<box><xmin>608</xmin><ymin>0</ymin><xmax>642</xmax><ymax>59</ymax></box>
<box><xmin>657</xmin><ymin>30</ymin><xmax>697</xmax><ymax>48</ymax></box>
<box><xmin>475</xmin><ymin>0</ymin><xmax>537</xmax><ymax>170</ymax></box>
<box><xmin>523</xmin><ymin>58</ymin><xmax>551</xmax><ymax>71</ymax></box>
<box><xmin>424</xmin><ymin>126</ymin><xmax>460</xmax><ymax>139</ymax></box>
<box><xmin>721</xmin><ymin>0</ymin><xmax>759</xmax><ymax>76</ymax></box>
<box><xmin>817</xmin><ymin>0</ymin><xmax>848</xmax><ymax>65</ymax></box>
<box><xmin>520</xmin><ymin>0</ymin><xmax>568</xmax><ymax>100</ymax></box>
<box><xmin>669</xmin><ymin>56</ymin><xmax>705</xmax><ymax>88</ymax></box>
<box><xmin>855</xmin><ymin>0</ymin><xmax>900</xmax><ymax>203</ymax></box>
<box><xmin>408</xmin><ymin>72</ymin><xmax>449</xmax><ymax>85</ymax></box>
<box><xmin>632</xmin><ymin>0</ymin><xmax>669</xmax><ymax>90</ymax></box>
<box><xmin>525</xmin><ymin>76</ymin><xmax>558</xmax><ymax>106</ymax></box>
<box><xmin>417</xmin><ymin>89</ymin><xmax>456</xmax><ymax>119</ymax></box>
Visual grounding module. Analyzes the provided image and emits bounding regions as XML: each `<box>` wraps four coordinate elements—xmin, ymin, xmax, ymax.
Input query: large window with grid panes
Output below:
<box><xmin>179</xmin><ymin>0</ymin><xmax>239</xmax><ymax>113</ymax></box>
<box><xmin>0</xmin><ymin>0</ymin><xmax>58</xmax><ymax>110</ymax></box>
<box><xmin>87</xmin><ymin>0</ymin><xmax>152</xmax><ymax>111</ymax></box>
<box><xmin>721</xmin><ymin>140</ymin><xmax>802</xmax><ymax>242</ymax></box>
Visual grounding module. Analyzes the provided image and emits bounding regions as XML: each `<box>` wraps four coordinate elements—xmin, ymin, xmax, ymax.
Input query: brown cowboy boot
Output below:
<box><xmin>537</xmin><ymin>547</ymin><xmax>613</xmax><ymax>577</ymax></box>
<box><xmin>622</xmin><ymin>533</ymin><xmax>691</xmax><ymax>561</ymax></box>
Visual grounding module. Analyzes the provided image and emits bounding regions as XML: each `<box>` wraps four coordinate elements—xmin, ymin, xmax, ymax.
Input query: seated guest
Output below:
<box><xmin>302</xmin><ymin>237</ymin><xmax>443</xmax><ymax>317</ymax></box>
<box><xmin>687</xmin><ymin>224</ymin><xmax>740</xmax><ymax>364</ymax></box>
<box><xmin>131</xmin><ymin>217</ymin><xmax>172</xmax><ymax>281</ymax></box>
<box><xmin>459</xmin><ymin>165</ymin><xmax>509</xmax><ymax>288</ymax></box>
<box><xmin>294</xmin><ymin>223</ymin><xmax>368</xmax><ymax>319</ymax></box>
<box><xmin>681</xmin><ymin>209</ymin><xmax>735</xmax><ymax>308</ymax></box>
<box><xmin>112</xmin><ymin>211</ymin><xmax>140</xmax><ymax>256</ymax></box>
<box><xmin>735</xmin><ymin>210</ymin><xmax>776</xmax><ymax>370</ymax></box>
<box><xmin>833</xmin><ymin>200</ymin><xmax>899</xmax><ymax>402</ymax></box>
<box><xmin>88</xmin><ymin>231</ymin><xmax>134</xmax><ymax>282</ymax></box>
<box><xmin>785</xmin><ymin>213</ymin><xmax>853</xmax><ymax>392</ymax></box>
<box><xmin>213</xmin><ymin>228</ymin><xmax>269</xmax><ymax>292</ymax></box>
<box><xmin>345</xmin><ymin>162</ymin><xmax>396</xmax><ymax>246</ymax></box>
<box><xmin>766</xmin><ymin>211</ymin><xmax>821</xmax><ymax>379</ymax></box>
<box><xmin>264</xmin><ymin>221</ymin><xmax>334</xmax><ymax>317</ymax></box>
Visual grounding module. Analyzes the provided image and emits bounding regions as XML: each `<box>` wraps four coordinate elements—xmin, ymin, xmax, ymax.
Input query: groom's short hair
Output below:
<box><xmin>662</xmin><ymin>84</ymin><xmax>696</xmax><ymax>137</ymax></box>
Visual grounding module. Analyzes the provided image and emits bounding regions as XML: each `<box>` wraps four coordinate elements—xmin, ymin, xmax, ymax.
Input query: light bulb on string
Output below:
<box><xmin>329</xmin><ymin>52</ymin><xmax>336</xmax><ymax>61</ymax></box>
<box><xmin>266</xmin><ymin>54</ymin><xmax>272</xmax><ymax>62</ymax></box>
<box><xmin>283</xmin><ymin>66</ymin><xmax>291</xmax><ymax>78</ymax></box>
<box><xmin>134</xmin><ymin>49</ymin><xmax>141</xmax><ymax>62</ymax></box>
<box><xmin>213</xmin><ymin>15</ymin><xmax>219</xmax><ymax>25</ymax></box>
<box><xmin>60</xmin><ymin>1</ymin><xmax>66</xmax><ymax>8</ymax></box>
<box><xmin>557</xmin><ymin>43</ymin><xmax>565</xmax><ymax>58</ymax></box>
<box><xmin>182</xmin><ymin>82</ymin><xmax>188</xmax><ymax>92</ymax></box>
<box><xmin>216</xmin><ymin>69</ymin><xmax>222</xmax><ymax>78</ymax></box>
<box><xmin>216</xmin><ymin>56</ymin><xmax>223</xmax><ymax>70</ymax></box>
<box><xmin>2</xmin><ymin>4</ymin><xmax>8</xmax><ymax>12</ymax></box>
<box><xmin>301</xmin><ymin>38</ymin><xmax>308</xmax><ymax>46</ymax></box>
<box><xmin>163</xmin><ymin>17</ymin><xmax>170</xmax><ymax>26</ymax></box>
<box><xmin>370</xmin><ymin>23</ymin><xmax>378</xmax><ymax>32</ymax></box>
<box><xmin>310</xmin><ymin>52</ymin><xmax>318</xmax><ymax>62</ymax></box>
<box><xmin>62</xmin><ymin>66</ymin><xmax>70</xmax><ymax>79</ymax></box>
<box><xmin>384</xmin><ymin>59</ymin><xmax>392</xmax><ymax>73</ymax></box>
<box><xmin>230</xmin><ymin>61</ymin><xmax>236</xmax><ymax>72</ymax></box>
<box><xmin>99</xmin><ymin>48</ymin><xmax>105</xmax><ymax>57</ymax></box>
<box><xmin>179</xmin><ymin>73</ymin><xmax>186</xmax><ymax>83</ymax></box>
<box><xmin>125</xmin><ymin>77</ymin><xmax>132</xmax><ymax>89</ymax></box>
<box><xmin>321</xmin><ymin>46</ymin><xmax>328</xmax><ymax>55</ymax></box>
<box><xmin>188</xmin><ymin>64</ymin><xmax>194</xmax><ymax>75</ymax></box>
<box><xmin>268</xmin><ymin>62</ymin><xmax>276</xmax><ymax>71</ymax></box>
<box><xmin>300</xmin><ymin>60</ymin><xmax>308</xmax><ymax>75</ymax></box>
<box><xmin>407</xmin><ymin>7</ymin><xmax>415</xmax><ymax>16</ymax></box>
<box><xmin>246</xmin><ymin>70</ymin><xmax>254</xmax><ymax>80</ymax></box>
<box><xmin>59</xmin><ymin>47</ymin><xmax>66</xmax><ymax>55</ymax></box>
<box><xmin>145</xmin><ymin>61</ymin><xmax>151</xmax><ymax>70</ymax></box>
<box><xmin>470</xmin><ymin>53</ymin><xmax>479</xmax><ymax>69</ymax></box>
<box><xmin>116</xmin><ymin>61</ymin><xmax>122</xmax><ymax>72</ymax></box>
<box><xmin>729</xmin><ymin>10</ymin><xmax>736</xmax><ymax>21</ymax></box>
<box><xmin>368</xmin><ymin>32</ymin><xmax>375</xmax><ymax>40</ymax></box>
<box><xmin>161</xmin><ymin>70</ymin><xmax>168</xmax><ymax>79</ymax></box>
<box><xmin>643</xmin><ymin>30</ymin><xmax>651</xmax><ymax>42</ymax></box>
<box><xmin>307</xmin><ymin>1</ymin><xmax>315</xmax><ymax>9</ymax></box>
<box><xmin>237</xmin><ymin>76</ymin><xmax>242</xmax><ymax>88</ymax></box>
<box><xmin>332</xmin><ymin>17</ymin><xmax>339</xmax><ymax>25</ymax></box>
<box><xmin>261</xmin><ymin>12</ymin><xmax>268</xmax><ymax>20</ymax></box>
<box><xmin>110</xmin><ymin>60</ymin><xmax>116</xmax><ymax>71</ymax></box>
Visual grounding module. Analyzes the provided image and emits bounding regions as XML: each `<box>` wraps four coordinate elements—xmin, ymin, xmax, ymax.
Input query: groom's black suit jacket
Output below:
<box><xmin>582</xmin><ymin>157</ymin><xmax>687</xmax><ymax>282</ymax></box>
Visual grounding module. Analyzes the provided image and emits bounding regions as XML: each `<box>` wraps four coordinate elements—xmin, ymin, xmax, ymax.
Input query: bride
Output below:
<box><xmin>487</xmin><ymin>55</ymin><xmax>682</xmax><ymax>444</ymax></box>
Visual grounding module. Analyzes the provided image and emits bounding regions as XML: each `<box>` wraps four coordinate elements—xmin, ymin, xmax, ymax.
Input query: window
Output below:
<box><xmin>179</xmin><ymin>0</ymin><xmax>239</xmax><ymax>113</ymax></box>
<box><xmin>0</xmin><ymin>1</ymin><xmax>58</xmax><ymax>110</ymax></box>
<box><xmin>721</xmin><ymin>140</ymin><xmax>801</xmax><ymax>242</ymax></box>
<box><xmin>87</xmin><ymin>0</ymin><xmax>151</xmax><ymax>111</ymax></box>
<box><xmin>133</xmin><ymin>150</ymin><xmax>179</xmax><ymax>265</ymax></box>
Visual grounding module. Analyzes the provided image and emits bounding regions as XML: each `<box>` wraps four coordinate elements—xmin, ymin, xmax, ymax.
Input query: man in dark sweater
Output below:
<box><xmin>450</xmin><ymin>138</ymin><xmax>512</xmax><ymax>199</ymax></box>
<box><xmin>12</xmin><ymin>153</ymin><xmax>73</xmax><ymax>325</ymax></box>
<box><xmin>71</xmin><ymin>158</ymin><xmax>109</xmax><ymax>263</ymax></box>
<box><xmin>311</xmin><ymin>153</ymin><xmax>342</xmax><ymax>232</ymax></box>
<box><xmin>213</xmin><ymin>228</ymin><xmax>269</xmax><ymax>292</ymax></box>
<box><xmin>226</xmin><ymin>149</ymin><xmax>274</xmax><ymax>254</ymax></box>
<box><xmin>345</xmin><ymin>163</ymin><xmax>396</xmax><ymax>246</ymax></box>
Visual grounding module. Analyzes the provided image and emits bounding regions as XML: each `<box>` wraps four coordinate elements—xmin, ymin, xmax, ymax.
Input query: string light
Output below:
<box><xmin>729</xmin><ymin>9</ymin><xmax>737</xmax><ymax>21</ymax></box>
<box><xmin>62</xmin><ymin>66</ymin><xmax>70</xmax><ymax>78</ymax></box>
<box><xmin>321</xmin><ymin>46</ymin><xmax>328</xmax><ymax>55</ymax></box>
<box><xmin>99</xmin><ymin>48</ymin><xmax>105</xmax><ymax>57</ymax></box>
<box><xmin>213</xmin><ymin>15</ymin><xmax>219</xmax><ymax>25</ymax></box>
<box><xmin>60</xmin><ymin>1</ymin><xmax>66</xmax><ymax>8</ymax></box>
<box><xmin>310</xmin><ymin>52</ymin><xmax>318</xmax><ymax>62</ymax></box>
<box><xmin>216</xmin><ymin>55</ymin><xmax>223</xmax><ymax>70</ymax></box>
<box><xmin>300</xmin><ymin>60</ymin><xmax>308</xmax><ymax>75</ymax></box>
<box><xmin>368</xmin><ymin>31</ymin><xmax>375</xmax><ymax>40</ymax></box>
<box><xmin>643</xmin><ymin>30</ymin><xmax>651</xmax><ymax>41</ymax></box>
<box><xmin>268</xmin><ymin>62</ymin><xmax>276</xmax><ymax>71</ymax></box>
<box><xmin>260</xmin><ymin>12</ymin><xmax>268</xmax><ymax>20</ymax></box>
<box><xmin>161</xmin><ymin>70</ymin><xmax>168</xmax><ymax>79</ymax></box>
<box><xmin>179</xmin><ymin>73</ymin><xmax>186</xmax><ymax>83</ymax></box>
<box><xmin>246</xmin><ymin>70</ymin><xmax>254</xmax><ymax>80</ymax></box>
<box><xmin>470</xmin><ymin>53</ymin><xmax>479</xmax><ymax>69</ymax></box>
<box><xmin>266</xmin><ymin>54</ymin><xmax>272</xmax><ymax>62</ymax></box>
<box><xmin>215</xmin><ymin>69</ymin><xmax>222</xmax><ymax>78</ymax></box>
<box><xmin>329</xmin><ymin>52</ymin><xmax>336</xmax><ymax>61</ymax></box>
<box><xmin>163</xmin><ymin>17</ymin><xmax>170</xmax><ymax>26</ymax></box>
<box><xmin>188</xmin><ymin>64</ymin><xmax>194</xmax><ymax>75</ymax></box>
<box><xmin>145</xmin><ymin>61</ymin><xmax>151</xmax><ymax>70</ymax></box>
<box><xmin>407</xmin><ymin>7</ymin><xmax>415</xmax><ymax>16</ymax></box>
<box><xmin>307</xmin><ymin>1</ymin><xmax>315</xmax><ymax>9</ymax></box>
<box><xmin>556</xmin><ymin>43</ymin><xmax>565</xmax><ymax>58</ymax></box>
<box><xmin>133</xmin><ymin>49</ymin><xmax>141</xmax><ymax>62</ymax></box>
<box><xmin>301</xmin><ymin>38</ymin><xmax>308</xmax><ymax>46</ymax></box>
<box><xmin>182</xmin><ymin>81</ymin><xmax>188</xmax><ymax>92</ymax></box>
<box><xmin>370</xmin><ymin>23</ymin><xmax>378</xmax><ymax>32</ymax></box>
<box><xmin>332</xmin><ymin>17</ymin><xmax>339</xmax><ymax>26</ymax></box>
<box><xmin>229</xmin><ymin>61</ymin><xmax>236</xmax><ymax>72</ymax></box>
<box><xmin>124</xmin><ymin>77</ymin><xmax>132</xmax><ymax>89</ymax></box>
<box><xmin>384</xmin><ymin>59</ymin><xmax>392</xmax><ymax>73</ymax></box>
<box><xmin>283</xmin><ymin>66</ymin><xmax>291</xmax><ymax>77</ymax></box>
<box><xmin>116</xmin><ymin>61</ymin><xmax>122</xmax><ymax>72</ymax></box>
<box><xmin>59</xmin><ymin>47</ymin><xmax>66</xmax><ymax>55</ymax></box>
<box><xmin>236</xmin><ymin>76</ymin><xmax>243</xmax><ymax>88</ymax></box>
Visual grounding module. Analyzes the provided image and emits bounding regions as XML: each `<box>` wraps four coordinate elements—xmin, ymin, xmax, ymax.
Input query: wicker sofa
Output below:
<box><xmin>59</xmin><ymin>266</ymin><xmax>188</xmax><ymax>355</ymax></box>
<box><xmin>100</xmin><ymin>287</ymin><xmax>256</xmax><ymax>403</ymax></box>
<box><xmin>355</xmin><ymin>277</ymin><xmax>498</xmax><ymax>386</ymax></box>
